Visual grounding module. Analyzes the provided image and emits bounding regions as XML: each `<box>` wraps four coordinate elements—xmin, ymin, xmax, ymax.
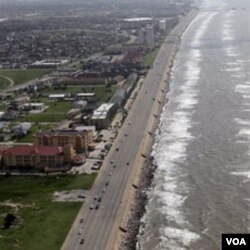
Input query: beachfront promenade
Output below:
<box><xmin>61</xmin><ymin>9</ymin><xmax>197</xmax><ymax>250</ymax></box>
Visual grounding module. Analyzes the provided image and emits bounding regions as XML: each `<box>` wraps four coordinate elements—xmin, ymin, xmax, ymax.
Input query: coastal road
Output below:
<box><xmin>61</xmin><ymin>10</ymin><xmax>196</xmax><ymax>250</ymax></box>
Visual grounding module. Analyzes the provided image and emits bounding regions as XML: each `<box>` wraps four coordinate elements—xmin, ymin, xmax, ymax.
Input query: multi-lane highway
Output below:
<box><xmin>61</xmin><ymin>10</ymin><xmax>196</xmax><ymax>250</ymax></box>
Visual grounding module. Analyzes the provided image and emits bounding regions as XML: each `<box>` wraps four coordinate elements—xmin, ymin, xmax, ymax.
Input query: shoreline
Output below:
<box><xmin>109</xmin><ymin>8</ymin><xmax>199</xmax><ymax>250</ymax></box>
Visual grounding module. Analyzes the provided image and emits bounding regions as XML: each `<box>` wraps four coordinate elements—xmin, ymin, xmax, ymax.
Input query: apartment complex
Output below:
<box><xmin>33</xmin><ymin>129</ymin><xmax>93</xmax><ymax>153</ymax></box>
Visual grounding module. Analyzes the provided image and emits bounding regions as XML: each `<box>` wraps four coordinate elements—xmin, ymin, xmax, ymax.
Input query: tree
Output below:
<box><xmin>4</xmin><ymin>213</ymin><xmax>16</xmax><ymax>229</ymax></box>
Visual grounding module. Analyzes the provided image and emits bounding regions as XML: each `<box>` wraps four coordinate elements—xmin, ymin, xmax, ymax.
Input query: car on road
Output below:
<box><xmin>78</xmin><ymin>194</ymin><xmax>86</xmax><ymax>199</ymax></box>
<box><xmin>128</xmin><ymin>121</ymin><xmax>132</xmax><ymax>125</ymax></box>
<box><xmin>95</xmin><ymin>204</ymin><xmax>99</xmax><ymax>210</ymax></box>
<box><xmin>78</xmin><ymin>229</ymin><xmax>82</xmax><ymax>235</ymax></box>
<box><xmin>105</xmin><ymin>181</ymin><xmax>109</xmax><ymax>186</ymax></box>
<box><xmin>124</xmin><ymin>133</ymin><xmax>128</xmax><ymax>137</ymax></box>
<box><xmin>116</xmin><ymin>147</ymin><xmax>119</xmax><ymax>151</ymax></box>
<box><xmin>110</xmin><ymin>160</ymin><xmax>114</xmax><ymax>164</ymax></box>
<box><xmin>80</xmin><ymin>218</ymin><xmax>84</xmax><ymax>223</ymax></box>
<box><xmin>102</xmin><ymin>188</ymin><xmax>106</xmax><ymax>193</ymax></box>
<box><xmin>89</xmin><ymin>204</ymin><xmax>95</xmax><ymax>209</ymax></box>
<box><xmin>127</xmin><ymin>162</ymin><xmax>130</xmax><ymax>166</ymax></box>
<box><xmin>80</xmin><ymin>238</ymin><xmax>85</xmax><ymax>245</ymax></box>
<box><xmin>113</xmin><ymin>164</ymin><xmax>116</xmax><ymax>168</ymax></box>
<box><xmin>93</xmin><ymin>195</ymin><xmax>98</xmax><ymax>200</ymax></box>
<box><xmin>97</xmin><ymin>197</ymin><xmax>102</xmax><ymax>202</ymax></box>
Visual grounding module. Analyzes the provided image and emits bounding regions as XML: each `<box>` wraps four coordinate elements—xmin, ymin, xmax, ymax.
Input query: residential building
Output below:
<box><xmin>23</xmin><ymin>103</ymin><xmax>45</xmax><ymax>111</ymax></box>
<box><xmin>33</xmin><ymin>129</ymin><xmax>93</xmax><ymax>153</ymax></box>
<box><xmin>72</xmin><ymin>100</ymin><xmax>87</xmax><ymax>110</ymax></box>
<box><xmin>159</xmin><ymin>19</ymin><xmax>166</xmax><ymax>30</ymax></box>
<box><xmin>90</xmin><ymin>103</ymin><xmax>116</xmax><ymax>129</ymax></box>
<box><xmin>76</xmin><ymin>93</ymin><xmax>96</xmax><ymax>102</ymax></box>
<box><xmin>138</xmin><ymin>25</ymin><xmax>155</xmax><ymax>50</ymax></box>
<box><xmin>2</xmin><ymin>145</ymin><xmax>75</xmax><ymax>170</ymax></box>
<box><xmin>12</xmin><ymin>123</ymin><xmax>32</xmax><ymax>138</ymax></box>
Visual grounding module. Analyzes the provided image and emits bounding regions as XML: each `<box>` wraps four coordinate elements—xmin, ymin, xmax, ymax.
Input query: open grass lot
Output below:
<box><xmin>17</xmin><ymin>124</ymin><xmax>55</xmax><ymax>143</ymax></box>
<box><xmin>17</xmin><ymin>101</ymin><xmax>71</xmax><ymax>123</ymax></box>
<box><xmin>0</xmin><ymin>174</ymin><xmax>97</xmax><ymax>250</ymax></box>
<box><xmin>22</xmin><ymin>113</ymin><xmax>66</xmax><ymax>123</ymax></box>
<box><xmin>143</xmin><ymin>48</ymin><xmax>160</xmax><ymax>66</ymax></box>
<box><xmin>0</xmin><ymin>76</ymin><xmax>10</xmax><ymax>89</ymax></box>
<box><xmin>0</xmin><ymin>69</ymin><xmax>52</xmax><ymax>85</ymax></box>
<box><xmin>45</xmin><ymin>101</ymin><xmax>72</xmax><ymax>113</ymax></box>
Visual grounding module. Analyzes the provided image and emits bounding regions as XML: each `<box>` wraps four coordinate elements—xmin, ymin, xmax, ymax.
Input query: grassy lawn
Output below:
<box><xmin>0</xmin><ymin>76</ymin><xmax>10</xmax><ymax>89</ymax></box>
<box><xmin>45</xmin><ymin>101</ymin><xmax>72</xmax><ymax>113</ymax></box>
<box><xmin>16</xmin><ymin>101</ymin><xmax>72</xmax><ymax>123</ymax></box>
<box><xmin>17</xmin><ymin>124</ymin><xmax>55</xmax><ymax>143</ymax></box>
<box><xmin>143</xmin><ymin>48</ymin><xmax>160</xmax><ymax>66</ymax></box>
<box><xmin>21</xmin><ymin>113</ymin><xmax>66</xmax><ymax>123</ymax></box>
<box><xmin>0</xmin><ymin>69</ymin><xmax>52</xmax><ymax>85</ymax></box>
<box><xmin>0</xmin><ymin>174</ymin><xmax>97</xmax><ymax>250</ymax></box>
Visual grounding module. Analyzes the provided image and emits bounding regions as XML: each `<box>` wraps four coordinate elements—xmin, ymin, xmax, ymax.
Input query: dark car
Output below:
<box><xmin>95</xmin><ymin>204</ymin><xmax>99</xmax><ymax>210</ymax></box>
<box><xmin>80</xmin><ymin>238</ymin><xmax>85</xmax><ymax>245</ymax></box>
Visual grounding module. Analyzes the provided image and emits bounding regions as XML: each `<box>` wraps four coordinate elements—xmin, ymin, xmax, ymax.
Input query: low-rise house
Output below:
<box><xmin>67</xmin><ymin>109</ymin><xmax>81</xmax><ymax>119</ymax></box>
<box><xmin>1</xmin><ymin>111</ymin><xmax>17</xmax><ymax>121</ymax></box>
<box><xmin>0</xmin><ymin>134</ymin><xmax>11</xmax><ymax>142</ymax></box>
<box><xmin>12</xmin><ymin>123</ymin><xmax>32</xmax><ymax>138</ymax></box>
<box><xmin>0</xmin><ymin>112</ymin><xmax>4</xmax><ymax>120</ymax></box>
<box><xmin>48</xmin><ymin>94</ymin><xmax>67</xmax><ymax>101</ymax></box>
<box><xmin>23</xmin><ymin>103</ymin><xmax>45</xmax><ymax>111</ymax></box>
<box><xmin>72</xmin><ymin>100</ymin><xmax>87</xmax><ymax>110</ymax></box>
<box><xmin>10</xmin><ymin>96</ymin><xmax>30</xmax><ymax>110</ymax></box>
<box><xmin>76</xmin><ymin>93</ymin><xmax>96</xmax><ymax>102</ymax></box>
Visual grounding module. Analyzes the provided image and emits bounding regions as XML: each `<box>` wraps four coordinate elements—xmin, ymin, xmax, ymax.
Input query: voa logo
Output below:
<box><xmin>226</xmin><ymin>238</ymin><xmax>246</xmax><ymax>246</ymax></box>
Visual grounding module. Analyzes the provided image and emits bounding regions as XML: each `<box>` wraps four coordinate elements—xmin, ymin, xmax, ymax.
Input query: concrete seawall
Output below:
<box><xmin>106</xmin><ymin>8</ymin><xmax>199</xmax><ymax>250</ymax></box>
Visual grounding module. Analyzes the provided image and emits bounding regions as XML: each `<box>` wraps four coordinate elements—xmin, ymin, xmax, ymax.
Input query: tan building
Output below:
<box><xmin>2</xmin><ymin>145</ymin><xmax>75</xmax><ymax>170</ymax></box>
<box><xmin>33</xmin><ymin>129</ymin><xmax>93</xmax><ymax>153</ymax></box>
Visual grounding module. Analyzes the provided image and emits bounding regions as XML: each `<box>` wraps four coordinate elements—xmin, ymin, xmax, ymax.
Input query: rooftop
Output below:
<box><xmin>3</xmin><ymin>145</ymin><xmax>63</xmax><ymax>156</ymax></box>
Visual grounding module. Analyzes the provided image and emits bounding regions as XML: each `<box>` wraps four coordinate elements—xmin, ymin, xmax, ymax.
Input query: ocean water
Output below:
<box><xmin>137</xmin><ymin>0</ymin><xmax>250</xmax><ymax>249</ymax></box>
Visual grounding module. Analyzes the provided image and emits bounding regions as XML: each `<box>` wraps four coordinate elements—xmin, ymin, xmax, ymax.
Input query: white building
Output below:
<box><xmin>91</xmin><ymin>103</ymin><xmax>116</xmax><ymax>129</ymax></box>
<box><xmin>23</xmin><ymin>103</ymin><xmax>45</xmax><ymax>111</ymax></box>
<box><xmin>48</xmin><ymin>94</ymin><xmax>66</xmax><ymax>100</ymax></box>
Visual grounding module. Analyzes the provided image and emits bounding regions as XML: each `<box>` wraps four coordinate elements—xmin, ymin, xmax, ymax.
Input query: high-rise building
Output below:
<box><xmin>138</xmin><ymin>25</ymin><xmax>155</xmax><ymax>50</ymax></box>
<box><xmin>159</xmin><ymin>19</ymin><xmax>166</xmax><ymax>30</ymax></box>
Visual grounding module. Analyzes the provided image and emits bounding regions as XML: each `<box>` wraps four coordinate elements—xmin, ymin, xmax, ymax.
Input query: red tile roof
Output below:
<box><xmin>4</xmin><ymin>145</ymin><xmax>63</xmax><ymax>156</ymax></box>
<box><xmin>0</xmin><ymin>146</ymin><xmax>8</xmax><ymax>154</ymax></box>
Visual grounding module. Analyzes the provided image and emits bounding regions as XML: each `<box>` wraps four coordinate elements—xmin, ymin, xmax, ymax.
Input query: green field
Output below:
<box><xmin>0</xmin><ymin>69</ymin><xmax>52</xmax><ymax>86</ymax></box>
<box><xmin>45</xmin><ymin>101</ymin><xmax>72</xmax><ymax>113</ymax></box>
<box><xmin>143</xmin><ymin>48</ymin><xmax>160</xmax><ymax>66</ymax></box>
<box><xmin>16</xmin><ymin>101</ymin><xmax>72</xmax><ymax>123</ymax></box>
<box><xmin>0</xmin><ymin>174</ymin><xmax>97</xmax><ymax>250</ymax></box>
<box><xmin>0</xmin><ymin>76</ymin><xmax>11</xmax><ymax>89</ymax></box>
<box><xmin>21</xmin><ymin>113</ymin><xmax>66</xmax><ymax>123</ymax></box>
